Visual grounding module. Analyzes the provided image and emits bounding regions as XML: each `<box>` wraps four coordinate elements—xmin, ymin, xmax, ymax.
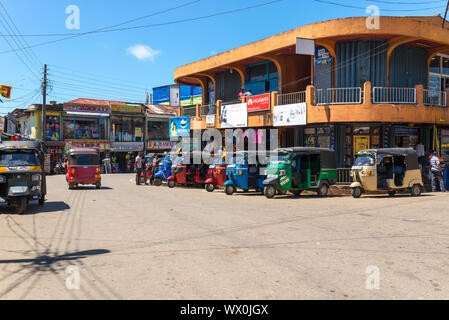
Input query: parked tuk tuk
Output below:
<box><xmin>205</xmin><ymin>157</ymin><xmax>227</xmax><ymax>192</ymax></box>
<box><xmin>167</xmin><ymin>151</ymin><xmax>210</xmax><ymax>188</ymax></box>
<box><xmin>66</xmin><ymin>148</ymin><xmax>101</xmax><ymax>190</ymax></box>
<box><xmin>153</xmin><ymin>154</ymin><xmax>173</xmax><ymax>186</ymax></box>
<box><xmin>0</xmin><ymin>141</ymin><xmax>46</xmax><ymax>214</ymax></box>
<box><xmin>263</xmin><ymin>148</ymin><xmax>337</xmax><ymax>199</ymax></box>
<box><xmin>224</xmin><ymin>151</ymin><xmax>268</xmax><ymax>196</ymax></box>
<box><xmin>351</xmin><ymin>148</ymin><xmax>424</xmax><ymax>198</ymax></box>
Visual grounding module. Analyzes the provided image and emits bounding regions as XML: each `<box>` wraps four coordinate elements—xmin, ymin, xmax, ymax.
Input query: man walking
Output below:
<box><xmin>430</xmin><ymin>150</ymin><xmax>446</xmax><ymax>192</ymax></box>
<box><xmin>135</xmin><ymin>152</ymin><xmax>146</xmax><ymax>185</ymax></box>
<box><xmin>102</xmin><ymin>154</ymin><xmax>112</xmax><ymax>174</ymax></box>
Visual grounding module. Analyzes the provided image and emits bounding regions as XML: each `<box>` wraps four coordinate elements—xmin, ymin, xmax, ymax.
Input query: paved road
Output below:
<box><xmin>0</xmin><ymin>174</ymin><xmax>448</xmax><ymax>300</ymax></box>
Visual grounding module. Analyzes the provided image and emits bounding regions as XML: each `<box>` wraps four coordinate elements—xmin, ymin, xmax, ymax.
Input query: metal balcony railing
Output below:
<box><xmin>423</xmin><ymin>90</ymin><xmax>447</xmax><ymax>107</ymax></box>
<box><xmin>315</xmin><ymin>87</ymin><xmax>362</xmax><ymax>105</ymax></box>
<box><xmin>200</xmin><ymin>104</ymin><xmax>217</xmax><ymax>116</ymax></box>
<box><xmin>372</xmin><ymin>87</ymin><xmax>416</xmax><ymax>104</ymax></box>
<box><xmin>277</xmin><ymin>91</ymin><xmax>306</xmax><ymax>106</ymax></box>
<box><xmin>181</xmin><ymin>105</ymin><xmax>196</xmax><ymax>117</ymax></box>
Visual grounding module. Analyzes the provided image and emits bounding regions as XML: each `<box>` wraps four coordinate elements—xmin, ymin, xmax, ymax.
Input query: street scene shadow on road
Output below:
<box><xmin>0</xmin><ymin>201</ymin><xmax>70</xmax><ymax>215</ymax></box>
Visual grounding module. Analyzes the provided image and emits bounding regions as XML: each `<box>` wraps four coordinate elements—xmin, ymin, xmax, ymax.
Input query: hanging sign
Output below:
<box><xmin>247</xmin><ymin>93</ymin><xmax>271</xmax><ymax>113</ymax></box>
<box><xmin>0</xmin><ymin>84</ymin><xmax>12</xmax><ymax>99</ymax></box>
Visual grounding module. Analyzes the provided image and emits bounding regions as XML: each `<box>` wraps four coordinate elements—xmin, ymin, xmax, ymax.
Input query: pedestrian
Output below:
<box><xmin>150</xmin><ymin>155</ymin><xmax>159</xmax><ymax>185</ymax></box>
<box><xmin>244</xmin><ymin>88</ymin><xmax>252</xmax><ymax>97</ymax></box>
<box><xmin>429</xmin><ymin>150</ymin><xmax>446</xmax><ymax>192</ymax></box>
<box><xmin>238</xmin><ymin>88</ymin><xmax>245</xmax><ymax>101</ymax></box>
<box><xmin>102</xmin><ymin>154</ymin><xmax>112</xmax><ymax>174</ymax></box>
<box><xmin>135</xmin><ymin>152</ymin><xmax>145</xmax><ymax>185</ymax></box>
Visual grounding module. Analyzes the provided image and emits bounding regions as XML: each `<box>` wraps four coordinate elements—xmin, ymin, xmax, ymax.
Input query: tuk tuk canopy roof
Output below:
<box><xmin>0</xmin><ymin>141</ymin><xmax>44</xmax><ymax>151</ymax></box>
<box><xmin>276</xmin><ymin>147</ymin><xmax>337</xmax><ymax>169</ymax></box>
<box><xmin>67</xmin><ymin>148</ymin><xmax>100</xmax><ymax>156</ymax></box>
<box><xmin>357</xmin><ymin>148</ymin><xmax>417</xmax><ymax>157</ymax></box>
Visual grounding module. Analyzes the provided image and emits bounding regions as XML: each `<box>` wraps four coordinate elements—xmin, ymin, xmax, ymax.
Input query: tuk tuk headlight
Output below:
<box><xmin>31</xmin><ymin>174</ymin><xmax>41</xmax><ymax>182</ymax></box>
<box><xmin>0</xmin><ymin>175</ymin><xmax>5</xmax><ymax>184</ymax></box>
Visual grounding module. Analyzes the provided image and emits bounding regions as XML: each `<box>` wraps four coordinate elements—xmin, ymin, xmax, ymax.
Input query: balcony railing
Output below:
<box><xmin>315</xmin><ymin>87</ymin><xmax>362</xmax><ymax>105</ymax></box>
<box><xmin>200</xmin><ymin>104</ymin><xmax>217</xmax><ymax>116</ymax></box>
<box><xmin>372</xmin><ymin>87</ymin><xmax>416</xmax><ymax>104</ymax></box>
<box><xmin>181</xmin><ymin>105</ymin><xmax>196</xmax><ymax>117</ymax></box>
<box><xmin>423</xmin><ymin>89</ymin><xmax>447</xmax><ymax>107</ymax></box>
<box><xmin>277</xmin><ymin>91</ymin><xmax>306</xmax><ymax>105</ymax></box>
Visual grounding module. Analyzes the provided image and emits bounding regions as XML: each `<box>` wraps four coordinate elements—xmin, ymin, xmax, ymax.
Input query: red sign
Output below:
<box><xmin>0</xmin><ymin>84</ymin><xmax>12</xmax><ymax>99</ymax></box>
<box><xmin>247</xmin><ymin>93</ymin><xmax>271</xmax><ymax>113</ymax></box>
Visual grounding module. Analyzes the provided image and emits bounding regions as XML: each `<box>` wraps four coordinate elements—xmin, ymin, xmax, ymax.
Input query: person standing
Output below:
<box><xmin>135</xmin><ymin>152</ymin><xmax>146</xmax><ymax>185</ymax></box>
<box><xmin>430</xmin><ymin>150</ymin><xmax>446</xmax><ymax>192</ymax></box>
<box><xmin>102</xmin><ymin>154</ymin><xmax>112</xmax><ymax>174</ymax></box>
<box><xmin>238</xmin><ymin>88</ymin><xmax>245</xmax><ymax>102</ymax></box>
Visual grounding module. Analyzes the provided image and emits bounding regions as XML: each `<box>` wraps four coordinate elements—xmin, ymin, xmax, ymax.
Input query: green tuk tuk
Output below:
<box><xmin>263</xmin><ymin>147</ymin><xmax>337</xmax><ymax>199</ymax></box>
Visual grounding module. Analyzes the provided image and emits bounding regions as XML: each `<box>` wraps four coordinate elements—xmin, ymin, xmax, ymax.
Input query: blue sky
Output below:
<box><xmin>0</xmin><ymin>0</ymin><xmax>447</xmax><ymax>114</ymax></box>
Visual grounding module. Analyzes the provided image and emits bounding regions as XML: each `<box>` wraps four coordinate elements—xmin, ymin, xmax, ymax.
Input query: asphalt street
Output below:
<box><xmin>0</xmin><ymin>174</ymin><xmax>448</xmax><ymax>300</ymax></box>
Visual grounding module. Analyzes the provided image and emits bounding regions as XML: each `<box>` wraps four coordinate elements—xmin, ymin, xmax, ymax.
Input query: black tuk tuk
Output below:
<box><xmin>0</xmin><ymin>141</ymin><xmax>46</xmax><ymax>214</ymax></box>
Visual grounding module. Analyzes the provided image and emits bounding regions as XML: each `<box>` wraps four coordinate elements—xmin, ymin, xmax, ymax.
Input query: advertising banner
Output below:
<box><xmin>147</xmin><ymin>141</ymin><xmax>175</xmax><ymax>150</ymax></box>
<box><xmin>0</xmin><ymin>84</ymin><xmax>12</xmax><ymax>99</ymax></box>
<box><xmin>247</xmin><ymin>93</ymin><xmax>271</xmax><ymax>113</ymax></box>
<box><xmin>169</xmin><ymin>116</ymin><xmax>190</xmax><ymax>137</ymax></box>
<box><xmin>353</xmin><ymin>136</ymin><xmax>370</xmax><ymax>155</ymax></box>
<box><xmin>273</xmin><ymin>103</ymin><xmax>307</xmax><ymax>127</ymax></box>
<box><xmin>206</xmin><ymin>115</ymin><xmax>215</xmax><ymax>127</ymax></box>
<box><xmin>64</xmin><ymin>103</ymin><xmax>111</xmax><ymax>114</ymax></box>
<box><xmin>111</xmin><ymin>142</ymin><xmax>144</xmax><ymax>152</ymax></box>
<box><xmin>111</xmin><ymin>105</ymin><xmax>142</xmax><ymax>113</ymax></box>
<box><xmin>221</xmin><ymin>103</ymin><xmax>248</xmax><ymax>128</ymax></box>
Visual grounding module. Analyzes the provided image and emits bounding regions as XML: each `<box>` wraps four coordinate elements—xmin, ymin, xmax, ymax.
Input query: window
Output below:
<box><xmin>443</xmin><ymin>57</ymin><xmax>449</xmax><ymax>76</ymax></box>
<box><xmin>430</xmin><ymin>56</ymin><xmax>441</xmax><ymax>74</ymax></box>
<box><xmin>69</xmin><ymin>154</ymin><xmax>99</xmax><ymax>166</ymax></box>
<box><xmin>46</xmin><ymin>115</ymin><xmax>61</xmax><ymax>141</ymax></box>
<box><xmin>63</xmin><ymin>117</ymin><xmax>75</xmax><ymax>140</ymax></box>
<box><xmin>148</xmin><ymin>120</ymin><xmax>169</xmax><ymax>141</ymax></box>
<box><xmin>76</xmin><ymin>118</ymin><xmax>100</xmax><ymax>140</ymax></box>
<box><xmin>247</xmin><ymin>64</ymin><xmax>267</xmax><ymax>82</ymax></box>
<box><xmin>0</xmin><ymin>152</ymin><xmax>39</xmax><ymax>166</ymax></box>
<box><xmin>112</xmin><ymin>117</ymin><xmax>144</xmax><ymax>142</ymax></box>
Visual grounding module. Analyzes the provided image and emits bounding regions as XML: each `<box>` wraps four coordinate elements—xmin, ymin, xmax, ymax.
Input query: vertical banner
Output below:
<box><xmin>0</xmin><ymin>84</ymin><xmax>12</xmax><ymax>99</ymax></box>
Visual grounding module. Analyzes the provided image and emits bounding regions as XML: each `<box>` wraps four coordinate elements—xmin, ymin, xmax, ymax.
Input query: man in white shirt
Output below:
<box><xmin>135</xmin><ymin>152</ymin><xmax>146</xmax><ymax>185</ymax></box>
<box><xmin>430</xmin><ymin>150</ymin><xmax>446</xmax><ymax>192</ymax></box>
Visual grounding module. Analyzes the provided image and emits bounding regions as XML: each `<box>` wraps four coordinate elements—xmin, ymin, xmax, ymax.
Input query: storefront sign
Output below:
<box><xmin>315</xmin><ymin>46</ymin><xmax>333</xmax><ymax>65</ymax></box>
<box><xmin>0</xmin><ymin>84</ymin><xmax>12</xmax><ymax>99</ymax></box>
<box><xmin>111</xmin><ymin>105</ymin><xmax>142</xmax><ymax>113</ymax></box>
<box><xmin>135</xmin><ymin>128</ymin><xmax>142</xmax><ymax>138</ymax></box>
<box><xmin>206</xmin><ymin>115</ymin><xmax>215</xmax><ymax>127</ymax></box>
<box><xmin>64</xmin><ymin>103</ymin><xmax>111</xmax><ymax>114</ymax></box>
<box><xmin>69</xmin><ymin>140</ymin><xmax>111</xmax><ymax>151</ymax></box>
<box><xmin>273</xmin><ymin>103</ymin><xmax>307</xmax><ymax>127</ymax></box>
<box><xmin>353</xmin><ymin>136</ymin><xmax>370</xmax><ymax>155</ymax></box>
<box><xmin>147</xmin><ymin>141</ymin><xmax>175</xmax><ymax>150</ymax></box>
<box><xmin>111</xmin><ymin>142</ymin><xmax>144</xmax><ymax>152</ymax></box>
<box><xmin>247</xmin><ymin>93</ymin><xmax>271</xmax><ymax>113</ymax></box>
<box><xmin>169</xmin><ymin>116</ymin><xmax>190</xmax><ymax>137</ymax></box>
<box><xmin>221</xmin><ymin>103</ymin><xmax>248</xmax><ymax>128</ymax></box>
<box><xmin>394</xmin><ymin>127</ymin><xmax>419</xmax><ymax>137</ymax></box>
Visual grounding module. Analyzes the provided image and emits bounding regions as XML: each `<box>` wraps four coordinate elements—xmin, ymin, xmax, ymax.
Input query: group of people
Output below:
<box><xmin>238</xmin><ymin>88</ymin><xmax>252</xmax><ymax>101</ymax></box>
<box><xmin>134</xmin><ymin>152</ymin><xmax>160</xmax><ymax>186</ymax></box>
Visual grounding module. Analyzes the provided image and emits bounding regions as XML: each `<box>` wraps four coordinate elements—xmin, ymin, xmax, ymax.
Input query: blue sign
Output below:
<box><xmin>169</xmin><ymin>116</ymin><xmax>190</xmax><ymax>137</ymax></box>
<box><xmin>315</xmin><ymin>46</ymin><xmax>332</xmax><ymax>65</ymax></box>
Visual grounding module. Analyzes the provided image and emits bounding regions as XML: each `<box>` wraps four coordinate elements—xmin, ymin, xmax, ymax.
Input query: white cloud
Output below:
<box><xmin>126</xmin><ymin>44</ymin><xmax>161</xmax><ymax>62</ymax></box>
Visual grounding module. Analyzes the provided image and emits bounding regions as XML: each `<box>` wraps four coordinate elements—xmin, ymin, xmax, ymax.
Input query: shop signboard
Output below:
<box><xmin>64</xmin><ymin>103</ymin><xmax>111</xmax><ymax>114</ymax></box>
<box><xmin>111</xmin><ymin>142</ymin><xmax>144</xmax><ymax>152</ymax></box>
<box><xmin>111</xmin><ymin>105</ymin><xmax>142</xmax><ymax>113</ymax></box>
<box><xmin>221</xmin><ymin>103</ymin><xmax>248</xmax><ymax>128</ymax></box>
<box><xmin>315</xmin><ymin>46</ymin><xmax>333</xmax><ymax>65</ymax></box>
<box><xmin>0</xmin><ymin>84</ymin><xmax>12</xmax><ymax>99</ymax></box>
<box><xmin>353</xmin><ymin>136</ymin><xmax>370</xmax><ymax>155</ymax></box>
<box><xmin>247</xmin><ymin>93</ymin><xmax>271</xmax><ymax>113</ymax></box>
<box><xmin>296</xmin><ymin>38</ymin><xmax>315</xmax><ymax>55</ymax></box>
<box><xmin>147</xmin><ymin>141</ymin><xmax>175</xmax><ymax>150</ymax></box>
<box><xmin>273</xmin><ymin>103</ymin><xmax>307</xmax><ymax>127</ymax></box>
<box><xmin>169</xmin><ymin>116</ymin><xmax>190</xmax><ymax>137</ymax></box>
<box><xmin>206</xmin><ymin>115</ymin><xmax>215</xmax><ymax>127</ymax></box>
<box><xmin>69</xmin><ymin>140</ymin><xmax>111</xmax><ymax>151</ymax></box>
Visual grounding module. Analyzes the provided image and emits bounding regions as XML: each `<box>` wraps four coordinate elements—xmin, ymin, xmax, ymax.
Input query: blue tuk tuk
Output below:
<box><xmin>224</xmin><ymin>151</ymin><xmax>268</xmax><ymax>195</ymax></box>
<box><xmin>153</xmin><ymin>154</ymin><xmax>173</xmax><ymax>186</ymax></box>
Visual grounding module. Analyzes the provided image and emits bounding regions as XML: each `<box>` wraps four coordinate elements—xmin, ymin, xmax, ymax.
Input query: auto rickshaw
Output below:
<box><xmin>167</xmin><ymin>151</ymin><xmax>210</xmax><ymax>188</ymax></box>
<box><xmin>66</xmin><ymin>148</ymin><xmax>101</xmax><ymax>190</ymax></box>
<box><xmin>205</xmin><ymin>158</ymin><xmax>227</xmax><ymax>192</ymax></box>
<box><xmin>224</xmin><ymin>151</ymin><xmax>268</xmax><ymax>196</ymax></box>
<box><xmin>153</xmin><ymin>154</ymin><xmax>173</xmax><ymax>186</ymax></box>
<box><xmin>350</xmin><ymin>148</ymin><xmax>424</xmax><ymax>198</ymax></box>
<box><xmin>0</xmin><ymin>141</ymin><xmax>46</xmax><ymax>214</ymax></box>
<box><xmin>263</xmin><ymin>148</ymin><xmax>337</xmax><ymax>199</ymax></box>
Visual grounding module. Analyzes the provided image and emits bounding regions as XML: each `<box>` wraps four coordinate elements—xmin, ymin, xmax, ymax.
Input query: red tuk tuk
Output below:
<box><xmin>66</xmin><ymin>148</ymin><xmax>101</xmax><ymax>190</ymax></box>
<box><xmin>167</xmin><ymin>152</ymin><xmax>209</xmax><ymax>188</ymax></box>
<box><xmin>205</xmin><ymin>158</ymin><xmax>227</xmax><ymax>192</ymax></box>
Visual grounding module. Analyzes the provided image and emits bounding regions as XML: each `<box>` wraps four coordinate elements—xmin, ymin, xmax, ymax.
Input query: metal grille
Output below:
<box><xmin>423</xmin><ymin>90</ymin><xmax>447</xmax><ymax>107</ymax></box>
<box><xmin>315</xmin><ymin>87</ymin><xmax>362</xmax><ymax>105</ymax></box>
<box><xmin>200</xmin><ymin>104</ymin><xmax>217</xmax><ymax>116</ymax></box>
<box><xmin>372</xmin><ymin>87</ymin><xmax>416</xmax><ymax>104</ymax></box>
<box><xmin>277</xmin><ymin>91</ymin><xmax>306</xmax><ymax>106</ymax></box>
<box><xmin>181</xmin><ymin>105</ymin><xmax>196</xmax><ymax>117</ymax></box>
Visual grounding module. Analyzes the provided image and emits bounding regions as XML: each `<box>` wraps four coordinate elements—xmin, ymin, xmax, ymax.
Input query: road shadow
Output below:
<box><xmin>359</xmin><ymin>193</ymin><xmax>434</xmax><ymax>199</ymax></box>
<box><xmin>0</xmin><ymin>201</ymin><xmax>70</xmax><ymax>216</ymax></box>
<box><xmin>71</xmin><ymin>186</ymin><xmax>113</xmax><ymax>190</ymax></box>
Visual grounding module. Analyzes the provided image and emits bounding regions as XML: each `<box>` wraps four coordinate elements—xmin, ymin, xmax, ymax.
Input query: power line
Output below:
<box><xmin>0</xmin><ymin>0</ymin><xmax>282</xmax><ymax>55</ymax></box>
<box><xmin>314</xmin><ymin>0</ymin><xmax>446</xmax><ymax>11</ymax></box>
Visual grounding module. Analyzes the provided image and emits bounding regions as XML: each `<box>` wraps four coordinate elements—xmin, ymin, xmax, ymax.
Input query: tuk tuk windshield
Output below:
<box><xmin>270</xmin><ymin>153</ymin><xmax>291</xmax><ymax>164</ymax></box>
<box><xmin>69</xmin><ymin>154</ymin><xmax>99</xmax><ymax>166</ymax></box>
<box><xmin>0</xmin><ymin>151</ymin><xmax>39</xmax><ymax>166</ymax></box>
<box><xmin>354</xmin><ymin>155</ymin><xmax>375</xmax><ymax>166</ymax></box>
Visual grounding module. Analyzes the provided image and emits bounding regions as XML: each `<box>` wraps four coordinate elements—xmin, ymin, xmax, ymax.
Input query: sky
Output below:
<box><xmin>0</xmin><ymin>0</ymin><xmax>448</xmax><ymax>114</ymax></box>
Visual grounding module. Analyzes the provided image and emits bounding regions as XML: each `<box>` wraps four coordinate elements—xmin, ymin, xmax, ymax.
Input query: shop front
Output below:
<box><xmin>44</xmin><ymin>111</ymin><xmax>64</xmax><ymax>172</ymax></box>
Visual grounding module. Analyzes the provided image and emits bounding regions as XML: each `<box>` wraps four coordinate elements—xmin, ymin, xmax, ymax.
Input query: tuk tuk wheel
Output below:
<box><xmin>225</xmin><ymin>185</ymin><xmax>235</xmax><ymax>196</ymax></box>
<box><xmin>278</xmin><ymin>189</ymin><xmax>288</xmax><ymax>196</ymax></box>
<box><xmin>68</xmin><ymin>183</ymin><xmax>75</xmax><ymax>190</ymax></box>
<box><xmin>153</xmin><ymin>178</ymin><xmax>163</xmax><ymax>187</ymax></box>
<box><xmin>96</xmin><ymin>183</ymin><xmax>101</xmax><ymax>189</ymax></box>
<box><xmin>264</xmin><ymin>185</ymin><xmax>277</xmax><ymax>199</ymax></box>
<box><xmin>292</xmin><ymin>190</ymin><xmax>302</xmax><ymax>197</ymax></box>
<box><xmin>388</xmin><ymin>190</ymin><xmax>396</xmax><ymax>197</ymax></box>
<box><xmin>317</xmin><ymin>183</ymin><xmax>329</xmax><ymax>197</ymax></box>
<box><xmin>351</xmin><ymin>187</ymin><xmax>363</xmax><ymax>199</ymax></box>
<box><xmin>168</xmin><ymin>180</ymin><xmax>176</xmax><ymax>189</ymax></box>
<box><xmin>410</xmin><ymin>184</ymin><xmax>422</xmax><ymax>197</ymax></box>
<box><xmin>205</xmin><ymin>183</ymin><xmax>215</xmax><ymax>193</ymax></box>
<box><xmin>14</xmin><ymin>198</ymin><xmax>27</xmax><ymax>215</ymax></box>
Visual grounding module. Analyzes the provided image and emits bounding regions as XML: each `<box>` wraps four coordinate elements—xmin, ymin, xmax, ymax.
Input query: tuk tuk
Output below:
<box><xmin>205</xmin><ymin>157</ymin><xmax>227</xmax><ymax>192</ymax></box>
<box><xmin>224</xmin><ymin>151</ymin><xmax>268</xmax><ymax>196</ymax></box>
<box><xmin>152</xmin><ymin>154</ymin><xmax>173</xmax><ymax>186</ymax></box>
<box><xmin>66</xmin><ymin>148</ymin><xmax>101</xmax><ymax>190</ymax></box>
<box><xmin>263</xmin><ymin>148</ymin><xmax>337</xmax><ymax>199</ymax></box>
<box><xmin>0</xmin><ymin>141</ymin><xmax>46</xmax><ymax>214</ymax></box>
<box><xmin>351</xmin><ymin>148</ymin><xmax>424</xmax><ymax>198</ymax></box>
<box><xmin>167</xmin><ymin>151</ymin><xmax>209</xmax><ymax>188</ymax></box>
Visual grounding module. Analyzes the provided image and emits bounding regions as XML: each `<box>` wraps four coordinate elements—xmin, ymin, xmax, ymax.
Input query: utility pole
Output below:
<box><xmin>41</xmin><ymin>64</ymin><xmax>47</xmax><ymax>142</ymax></box>
<box><xmin>443</xmin><ymin>0</ymin><xmax>449</xmax><ymax>28</ymax></box>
